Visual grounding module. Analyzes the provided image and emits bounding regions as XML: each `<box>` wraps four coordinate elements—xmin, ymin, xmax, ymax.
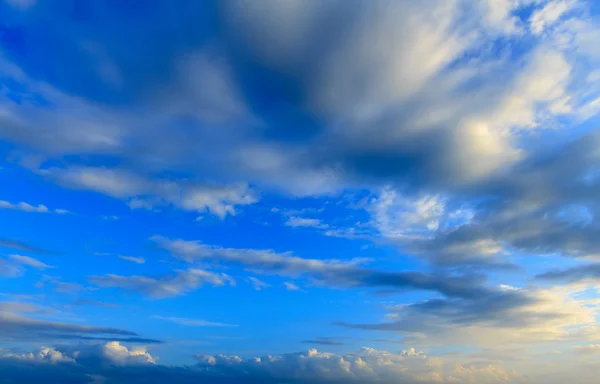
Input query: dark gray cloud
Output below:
<box><xmin>336</xmin><ymin>285</ymin><xmax>596</xmax><ymax>346</ymax></box>
<box><xmin>301</xmin><ymin>337</ymin><xmax>345</xmax><ymax>346</ymax></box>
<box><xmin>0</xmin><ymin>311</ymin><xmax>148</xmax><ymax>343</ymax></box>
<box><xmin>537</xmin><ymin>263</ymin><xmax>600</xmax><ymax>283</ymax></box>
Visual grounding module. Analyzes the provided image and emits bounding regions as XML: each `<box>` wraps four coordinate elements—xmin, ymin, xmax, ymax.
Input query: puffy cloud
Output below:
<box><xmin>0</xmin><ymin>343</ymin><xmax>535</xmax><ymax>384</ymax></box>
<box><xmin>0</xmin><ymin>347</ymin><xmax>75</xmax><ymax>363</ymax></box>
<box><xmin>193</xmin><ymin>347</ymin><xmax>528</xmax><ymax>384</ymax></box>
<box><xmin>89</xmin><ymin>269</ymin><xmax>235</xmax><ymax>298</ymax></box>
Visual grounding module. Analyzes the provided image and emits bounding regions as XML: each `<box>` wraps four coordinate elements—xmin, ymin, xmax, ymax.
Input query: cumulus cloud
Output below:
<box><xmin>0</xmin><ymin>343</ymin><xmax>530</xmax><ymax>384</ymax></box>
<box><xmin>89</xmin><ymin>269</ymin><xmax>235</xmax><ymax>298</ymax></box>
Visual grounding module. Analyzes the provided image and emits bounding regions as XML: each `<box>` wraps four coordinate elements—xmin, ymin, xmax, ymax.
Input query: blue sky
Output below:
<box><xmin>1</xmin><ymin>0</ymin><xmax>600</xmax><ymax>383</ymax></box>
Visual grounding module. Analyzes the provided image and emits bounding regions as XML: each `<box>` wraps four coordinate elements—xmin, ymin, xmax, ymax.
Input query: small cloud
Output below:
<box><xmin>0</xmin><ymin>238</ymin><xmax>53</xmax><ymax>254</ymax></box>
<box><xmin>9</xmin><ymin>254</ymin><xmax>53</xmax><ymax>270</ymax></box>
<box><xmin>102</xmin><ymin>215</ymin><xmax>119</xmax><ymax>220</ymax></box>
<box><xmin>283</xmin><ymin>282</ymin><xmax>306</xmax><ymax>292</ymax></box>
<box><xmin>301</xmin><ymin>337</ymin><xmax>345</xmax><ymax>346</ymax></box>
<box><xmin>118</xmin><ymin>255</ymin><xmax>146</xmax><ymax>264</ymax></box>
<box><xmin>0</xmin><ymin>200</ymin><xmax>68</xmax><ymax>214</ymax></box>
<box><xmin>152</xmin><ymin>315</ymin><xmax>237</xmax><ymax>327</ymax></box>
<box><xmin>248</xmin><ymin>277</ymin><xmax>271</xmax><ymax>291</ymax></box>
<box><xmin>285</xmin><ymin>216</ymin><xmax>329</xmax><ymax>229</ymax></box>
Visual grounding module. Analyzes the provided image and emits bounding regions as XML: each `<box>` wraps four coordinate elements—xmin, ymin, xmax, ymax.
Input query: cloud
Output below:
<box><xmin>118</xmin><ymin>255</ymin><xmax>145</xmax><ymax>264</ymax></box>
<box><xmin>301</xmin><ymin>337</ymin><xmax>344</xmax><ymax>346</ymax></box>
<box><xmin>152</xmin><ymin>316</ymin><xmax>237</xmax><ymax>328</ymax></box>
<box><xmin>90</xmin><ymin>269</ymin><xmax>235</xmax><ymax>298</ymax></box>
<box><xmin>50</xmin><ymin>166</ymin><xmax>257</xmax><ymax>218</ymax></box>
<box><xmin>0</xmin><ymin>343</ymin><xmax>529</xmax><ymax>384</ymax></box>
<box><xmin>338</xmin><ymin>285</ymin><xmax>600</xmax><ymax>347</ymax></box>
<box><xmin>283</xmin><ymin>282</ymin><xmax>305</xmax><ymax>292</ymax></box>
<box><xmin>0</xmin><ymin>255</ymin><xmax>53</xmax><ymax>277</ymax></box>
<box><xmin>0</xmin><ymin>200</ymin><xmax>67</xmax><ymax>214</ymax></box>
<box><xmin>285</xmin><ymin>216</ymin><xmax>329</xmax><ymax>229</ymax></box>
<box><xmin>537</xmin><ymin>263</ymin><xmax>600</xmax><ymax>282</ymax></box>
<box><xmin>574</xmin><ymin>344</ymin><xmax>600</xmax><ymax>355</ymax></box>
<box><xmin>9</xmin><ymin>254</ymin><xmax>53</xmax><ymax>269</ymax></box>
<box><xmin>0</xmin><ymin>311</ymin><xmax>141</xmax><ymax>342</ymax></box>
<box><xmin>0</xmin><ymin>238</ymin><xmax>53</xmax><ymax>254</ymax></box>
<box><xmin>248</xmin><ymin>277</ymin><xmax>271</xmax><ymax>291</ymax></box>
<box><xmin>151</xmin><ymin>236</ymin><xmax>494</xmax><ymax>299</ymax></box>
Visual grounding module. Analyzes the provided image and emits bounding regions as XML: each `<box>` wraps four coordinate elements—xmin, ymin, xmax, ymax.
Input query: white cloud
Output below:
<box><xmin>90</xmin><ymin>269</ymin><xmax>235</xmax><ymax>298</ymax></box>
<box><xmin>283</xmin><ymin>282</ymin><xmax>305</xmax><ymax>292</ymax></box>
<box><xmin>0</xmin><ymin>200</ymin><xmax>67</xmax><ymax>214</ymax></box>
<box><xmin>248</xmin><ymin>277</ymin><xmax>271</xmax><ymax>291</ymax></box>
<box><xmin>9</xmin><ymin>255</ymin><xmax>52</xmax><ymax>270</ymax></box>
<box><xmin>50</xmin><ymin>166</ymin><xmax>257</xmax><ymax>219</ymax></box>
<box><xmin>0</xmin><ymin>255</ymin><xmax>52</xmax><ymax>277</ymax></box>
<box><xmin>118</xmin><ymin>255</ymin><xmax>145</xmax><ymax>264</ymax></box>
<box><xmin>152</xmin><ymin>315</ymin><xmax>237</xmax><ymax>327</ymax></box>
<box><xmin>285</xmin><ymin>216</ymin><xmax>329</xmax><ymax>229</ymax></box>
<box><xmin>194</xmin><ymin>346</ymin><xmax>527</xmax><ymax>383</ymax></box>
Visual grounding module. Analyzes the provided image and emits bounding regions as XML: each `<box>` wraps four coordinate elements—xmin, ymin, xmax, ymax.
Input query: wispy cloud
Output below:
<box><xmin>0</xmin><ymin>200</ymin><xmax>69</xmax><ymax>214</ymax></box>
<box><xmin>118</xmin><ymin>255</ymin><xmax>146</xmax><ymax>264</ymax></box>
<box><xmin>152</xmin><ymin>315</ymin><xmax>238</xmax><ymax>327</ymax></box>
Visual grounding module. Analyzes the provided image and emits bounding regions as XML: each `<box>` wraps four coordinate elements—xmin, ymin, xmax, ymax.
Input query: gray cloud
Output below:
<box><xmin>89</xmin><ymin>269</ymin><xmax>235</xmax><ymax>298</ymax></box>
<box><xmin>0</xmin><ymin>311</ymin><xmax>139</xmax><ymax>342</ymax></box>
<box><xmin>537</xmin><ymin>263</ymin><xmax>600</xmax><ymax>283</ymax></box>
<box><xmin>152</xmin><ymin>236</ymin><xmax>492</xmax><ymax>299</ymax></box>
<box><xmin>337</xmin><ymin>285</ymin><xmax>599</xmax><ymax>347</ymax></box>
<box><xmin>0</xmin><ymin>238</ymin><xmax>53</xmax><ymax>254</ymax></box>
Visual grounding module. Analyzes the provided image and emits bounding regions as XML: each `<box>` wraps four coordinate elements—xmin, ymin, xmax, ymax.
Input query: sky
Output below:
<box><xmin>1</xmin><ymin>0</ymin><xmax>600</xmax><ymax>383</ymax></box>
